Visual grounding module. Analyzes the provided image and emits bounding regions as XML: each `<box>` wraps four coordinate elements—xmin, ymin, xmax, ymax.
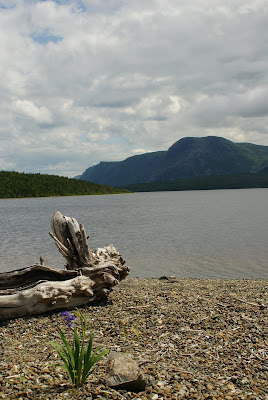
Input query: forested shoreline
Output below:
<box><xmin>0</xmin><ymin>171</ymin><xmax>129</xmax><ymax>198</ymax></box>
<box><xmin>123</xmin><ymin>172</ymin><xmax>268</xmax><ymax>192</ymax></box>
<box><xmin>1</xmin><ymin>170</ymin><xmax>267</xmax><ymax>199</ymax></box>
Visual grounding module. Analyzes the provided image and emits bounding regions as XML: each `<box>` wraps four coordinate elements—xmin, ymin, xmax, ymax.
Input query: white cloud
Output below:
<box><xmin>131</xmin><ymin>148</ymin><xmax>155</xmax><ymax>155</ymax></box>
<box><xmin>13</xmin><ymin>100</ymin><xmax>52</xmax><ymax>123</ymax></box>
<box><xmin>0</xmin><ymin>0</ymin><xmax>267</xmax><ymax>177</ymax></box>
<box><xmin>169</xmin><ymin>96</ymin><xmax>183</xmax><ymax>113</ymax></box>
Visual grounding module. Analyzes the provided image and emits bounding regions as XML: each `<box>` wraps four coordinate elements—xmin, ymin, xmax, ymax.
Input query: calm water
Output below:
<box><xmin>0</xmin><ymin>189</ymin><xmax>267</xmax><ymax>279</ymax></box>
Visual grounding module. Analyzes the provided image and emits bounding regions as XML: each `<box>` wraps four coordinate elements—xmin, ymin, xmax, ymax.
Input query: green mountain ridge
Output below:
<box><xmin>0</xmin><ymin>171</ymin><xmax>129</xmax><ymax>199</ymax></box>
<box><xmin>80</xmin><ymin>136</ymin><xmax>268</xmax><ymax>186</ymax></box>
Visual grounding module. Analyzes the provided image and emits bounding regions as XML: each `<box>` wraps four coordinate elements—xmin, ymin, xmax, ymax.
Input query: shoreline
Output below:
<box><xmin>0</xmin><ymin>192</ymin><xmax>131</xmax><ymax>200</ymax></box>
<box><xmin>1</xmin><ymin>186</ymin><xmax>268</xmax><ymax>201</ymax></box>
<box><xmin>0</xmin><ymin>277</ymin><xmax>267</xmax><ymax>399</ymax></box>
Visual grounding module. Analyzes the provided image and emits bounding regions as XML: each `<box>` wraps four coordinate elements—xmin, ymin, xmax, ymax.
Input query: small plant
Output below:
<box><xmin>50</xmin><ymin>309</ymin><xmax>109</xmax><ymax>388</ymax></box>
<box><xmin>121</xmin><ymin>320</ymin><xmax>140</xmax><ymax>341</ymax></box>
<box><xmin>121</xmin><ymin>320</ymin><xmax>129</xmax><ymax>341</ymax></box>
<box><xmin>132</xmin><ymin>322</ymin><xmax>140</xmax><ymax>341</ymax></box>
<box><xmin>19</xmin><ymin>362</ymin><xmax>25</xmax><ymax>385</ymax></box>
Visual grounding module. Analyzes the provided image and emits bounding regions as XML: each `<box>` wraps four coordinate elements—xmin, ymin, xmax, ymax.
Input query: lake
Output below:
<box><xmin>0</xmin><ymin>189</ymin><xmax>267</xmax><ymax>279</ymax></box>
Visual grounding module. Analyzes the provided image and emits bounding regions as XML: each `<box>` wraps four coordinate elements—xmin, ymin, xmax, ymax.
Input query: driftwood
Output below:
<box><xmin>0</xmin><ymin>211</ymin><xmax>129</xmax><ymax>321</ymax></box>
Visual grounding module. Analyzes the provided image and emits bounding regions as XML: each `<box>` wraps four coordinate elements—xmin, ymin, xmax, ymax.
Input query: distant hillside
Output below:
<box><xmin>0</xmin><ymin>171</ymin><xmax>130</xmax><ymax>199</ymax></box>
<box><xmin>123</xmin><ymin>172</ymin><xmax>268</xmax><ymax>192</ymax></box>
<box><xmin>80</xmin><ymin>136</ymin><xmax>268</xmax><ymax>186</ymax></box>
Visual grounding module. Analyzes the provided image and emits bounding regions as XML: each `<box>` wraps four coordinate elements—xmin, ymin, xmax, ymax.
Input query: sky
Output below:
<box><xmin>1</xmin><ymin>0</ymin><xmax>268</xmax><ymax>177</ymax></box>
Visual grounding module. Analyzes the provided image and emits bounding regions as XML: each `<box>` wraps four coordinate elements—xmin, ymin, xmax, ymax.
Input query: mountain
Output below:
<box><xmin>80</xmin><ymin>136</ymin><xmax>268</xmax><ymax>186</ymax></box>
<box><xmin>0</xmin><ymin>171</ymin><xmax>130</xmax><ymax>199</ymax></box>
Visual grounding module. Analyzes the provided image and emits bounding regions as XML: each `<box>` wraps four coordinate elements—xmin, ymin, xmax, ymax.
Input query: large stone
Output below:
<box><xmin>105</xmin><ymin>352</ymin><xmax>147</xmax><ymax>392</ymax></box>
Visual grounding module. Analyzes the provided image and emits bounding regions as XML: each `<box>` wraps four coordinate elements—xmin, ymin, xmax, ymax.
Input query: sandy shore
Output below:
<box><xmin>0</xmin><ymin>278</ymin><xmax>267</xmax><ymax>399</ymax></box>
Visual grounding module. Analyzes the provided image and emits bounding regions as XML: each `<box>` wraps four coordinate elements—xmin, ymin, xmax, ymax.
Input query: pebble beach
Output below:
<box><xmin>0</xmin><ymin>277</ymin><xmax>267</xmax><ymax>400</ymax></box>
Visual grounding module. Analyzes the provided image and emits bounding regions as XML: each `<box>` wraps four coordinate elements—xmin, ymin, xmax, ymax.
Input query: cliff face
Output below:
<box><xmin>80</xmin><ymin>136</ymin><xmax>268</xmax><ymax>186</ymax></box>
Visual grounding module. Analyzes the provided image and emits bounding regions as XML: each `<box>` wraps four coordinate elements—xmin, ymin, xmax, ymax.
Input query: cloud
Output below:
<box><xmin>13</xmin><ymin>99</ymin><xmax>52</xmax><ymax>123</ymax></box>
<box><xmin>131</xmin><ymin>148</ymin><xmax>155</xmax><ymax>155</ymax></box>
<box><xmin>0</xmin><ymin>0</ymin><xmax>268</xmax><ymax>177</ymax></box>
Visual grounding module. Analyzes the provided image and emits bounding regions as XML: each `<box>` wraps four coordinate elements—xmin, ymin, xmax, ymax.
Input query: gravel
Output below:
<box><xmin>0</xmin><ymin>277</ymin><xmax>267</xmax><ymax>399</ymax></box>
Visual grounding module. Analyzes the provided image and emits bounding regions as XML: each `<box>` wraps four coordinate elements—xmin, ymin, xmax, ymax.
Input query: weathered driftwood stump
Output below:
<box><xmin>0</xmin><ymin>211</ymin><xmax>129</xmax><ymax>321</ymax></box>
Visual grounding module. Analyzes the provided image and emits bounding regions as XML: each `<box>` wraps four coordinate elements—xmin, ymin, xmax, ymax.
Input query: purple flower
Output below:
<box><xmin>60</xmin><ymin>311</ymin><xmax>75</xmax><ymax>327</ymax></box>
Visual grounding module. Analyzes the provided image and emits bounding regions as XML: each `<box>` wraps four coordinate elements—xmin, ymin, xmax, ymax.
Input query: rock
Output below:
<box><xmin>159</xmin><ymin>276</ymin><xmax>177</xmax><ymax>282</ymax></box>
<box><xmin>105</xmin><ymin>352</ymin><xmax>146</xmax><ymax>392</ymax></box>
<box><xmin>207</xmin><ymin>383</ymin><xmax>213</xmax><ymax>390</ymax></box>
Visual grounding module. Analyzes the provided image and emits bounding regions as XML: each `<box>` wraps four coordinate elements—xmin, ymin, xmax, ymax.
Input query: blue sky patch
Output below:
<box><xmin>31</xmin><ymin>32</ymin><xmax>63</xmax><ymax>45</ymax></box>
<box><xmin>0</xmin><ymin>3</ymin><xmax>15</xmax><ymax>9</ymax></box>
<box><xmin>39</xmin><ymin>0</ymin><xmax>86</xmax><ymax>12</ymax></box>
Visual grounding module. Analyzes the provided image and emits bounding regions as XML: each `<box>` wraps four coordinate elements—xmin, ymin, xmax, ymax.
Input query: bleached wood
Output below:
<box><xmin>0</xmin><ymin>211</ymin><xmax>129</xmax><ymax>321</ymax></box>
<box><xmin>0</xmin><ymin>276</ymin><xmax>95</xmax><ymax>321</ymax></box>
<box><xmin>50</xmin><ymin>211</ymin><xmax>95</xmax><ymax>270</ymax></box>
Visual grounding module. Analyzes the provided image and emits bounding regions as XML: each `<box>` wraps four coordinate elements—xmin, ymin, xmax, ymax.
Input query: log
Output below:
<box><xmin>0</xmin><ymin>211</ymin><xmax>130</xmax><ymax>321</ymax></box>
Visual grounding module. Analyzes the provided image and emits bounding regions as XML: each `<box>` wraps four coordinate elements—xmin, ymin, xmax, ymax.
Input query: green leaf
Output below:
<box><xmin>56</xmin><ymin>326</ymin><xmax>75</xmax><ymax>369</ymax></box>
<box><xmin>81</xmin><ymin>348</ymin><xmax>109</xmax><ymax>386</ymax></box>
<box><xmin>49</xmin><ymin>342</ymin><xmax>75</xmax><ymax>384</ymax></box>
<box><xmin>81</xmin><ymin>333</ymin><xmax>93</xmax><ymax>383</ymax></box>
<box><xmin>90</xmin><ymin>349</ymin><xmax>110</xmax><ymax>367</ymax></box>
<box><xmin>73</xmin><ymin>325</ymin><xmax>81</xmax><ymax>364</ymax></box>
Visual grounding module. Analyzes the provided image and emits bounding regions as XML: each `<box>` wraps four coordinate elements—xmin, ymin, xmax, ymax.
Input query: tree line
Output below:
<box><xmin>123</xmin><ymin>172</ymin><xmax>268</xmax><ymax>192</ymax></box>
<box><xmin>0</xmin><ymin>171</ymin><xmax>130</xmax><ymax>198</ymax></box>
